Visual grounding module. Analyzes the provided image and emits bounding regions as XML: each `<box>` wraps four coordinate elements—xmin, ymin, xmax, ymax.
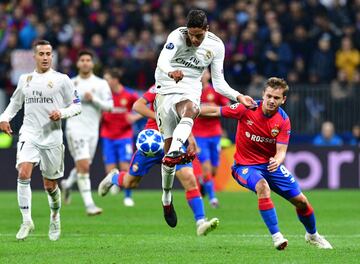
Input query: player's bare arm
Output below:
<box><xmin>267</xmin><ymin>143</ymin><xmax>288</xmax><ymax>172</ymax></box>
<box><xmin>0</xmin><ymin>121</ymin><xmax>13</xmax><ymax>135</ymax></box>
<box><xmin>199</xmin><ymin>105</ymin><xmax>221</xmax><ymax>117</ymax></box>
<box><xmin>168</xmin><ymin>70</ymin><xmax>184</xmax><ymax>83</ymax></box>
<box><xmin>132</xmin><ymin>97</ymin><xmax>156</xmax><ymax>120</ymax></box>
<box><xmin>186</xmin><ymin>133</ymin><xmax>198</xmax><ymax>154</ymax></box>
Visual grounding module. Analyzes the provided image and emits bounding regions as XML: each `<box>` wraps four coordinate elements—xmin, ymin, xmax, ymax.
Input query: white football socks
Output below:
<box><xmin>63</xmin><ymin>168</ymin><xmax>77</xmax><ymax>189</ymax></box>
<box><xmin>17</xmin><ymin>178</ymin><xmax>32</xmax><ymax>223</ymax></box>
<box><xmin>47</xmin><ymin>186</ymin><xmax>61</xmax><ymax>219</ymax></box>
<box><xmin>161</xmin><ymin>164</ymin><xmax>175</xmax><ymax>205</ymax></box>
<box><xmin>77</xmin><ymin>172</ymin><xmax>95</xmax><ymax>207</ymax></box>
<box><xmin>168</xmin><ymin>117</ymin><xmax>194</xmax><ymax>153</ymax></box>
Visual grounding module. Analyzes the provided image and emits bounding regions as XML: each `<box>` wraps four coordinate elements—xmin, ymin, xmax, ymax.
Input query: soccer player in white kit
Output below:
<box><xmin>61</xmin><ymin>50</ymin><xmax>113</xmax><ymax>215</ymax></box>
<box><xmin>0</xmin><ymin>40</ymin><xmax>81</xmax><ymax>241</ymax></box>
<box><xmin>154</xmin><ymin>10</ymin><xmax>257</xmax><ymax>225</ymax></box>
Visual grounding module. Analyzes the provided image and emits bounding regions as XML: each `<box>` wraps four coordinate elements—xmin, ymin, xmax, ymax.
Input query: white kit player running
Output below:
<box><xmin>61</xmin><ymin>50</ymin><xmax>113</xmax><ymax>216</ymax></box>
<box><xmin>0</xmin><ymin>40</ymin><xmax>81</xmax><ymax>241</ymax></box>
<box><xmin>154</xmin><ymin>10</ymin><xmax>257</xmax><ymax>223</ymax></box>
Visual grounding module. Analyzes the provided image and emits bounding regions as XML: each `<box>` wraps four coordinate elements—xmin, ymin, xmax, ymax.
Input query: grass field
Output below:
<box><xmin>0</xmin><ymin>190</ymin><xmax>359</xmax><ymax>263</ymax></box>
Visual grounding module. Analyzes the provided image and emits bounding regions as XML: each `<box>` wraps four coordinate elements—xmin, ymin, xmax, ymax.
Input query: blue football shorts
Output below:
<box><xmin>101</xmin><ymin>138</ymin><xmax>133</xmax><ymax>165</ymax></box>
<box><xmin>195</xmin><ymin>136</ymin><xmax>221</xmax><ymax>167</ymax></box>
<box><xmin>231</xmin><ymin>163</ymin><xmax>301</xmax><ymax>200</ymax></box>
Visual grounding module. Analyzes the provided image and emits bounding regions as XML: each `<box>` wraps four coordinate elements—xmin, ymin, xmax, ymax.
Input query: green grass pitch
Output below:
<box><xmin>0</xmin><ymin>190</ymin><xmax>359</xmax><ymax>263</ymax></box>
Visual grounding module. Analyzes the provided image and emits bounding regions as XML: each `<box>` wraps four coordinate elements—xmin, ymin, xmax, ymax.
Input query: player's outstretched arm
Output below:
<box><xmin>199</xmin><ymin>105</ymin><xmax>221</xmax><ymax>117</ymax></box>
<box><xmin>132</xmin><ymin>97</ymin><xmax>156</xmax><ymax>120</ymax></box>
<box><xmin>236</xmin><ymin>94</ymin><xmax>258</xmax><ymax>110</ymax></box>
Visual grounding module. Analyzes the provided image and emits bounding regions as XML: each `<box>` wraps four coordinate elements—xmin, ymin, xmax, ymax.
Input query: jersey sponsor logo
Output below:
<box><xmin>245</xmin><ymin>131</ymin><xmax>276</xmax><ymax>144</ymax></box>
<box><xmin>271</xmin><ymin>126</ymin><xmax>280</xmax><ymax>137</ymax></box>
<box><xmin>174</xmin><ymin>57</ymin><xmax>205</xmax><ymax>71</ymax></box>
<box><xmin>165</xmin><ymin>43</ymin><xmax>174</xmax><ymax>50</ymax></box>
<box><xmin>25</xmin><ymin>90</ymin><xmax>54</xmax><ymax>104</ymax></box>
<box><xmin>241</xmin><ymin>168</ymin><xmax>248</xmax><ymax>175</ymax></box>
<box><xmin>132</xmin><ymin>163</ymin><xmax>139</xmax><ymax>172</ymax></box>
<box><xmin>230</xmin><ymin>103</ymin><xmax>240</xmax><ymax>109</ymax></box>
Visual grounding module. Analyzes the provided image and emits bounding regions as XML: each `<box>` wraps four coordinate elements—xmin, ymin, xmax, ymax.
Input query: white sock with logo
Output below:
<box><xmin>17</xmin><ymin>178</ymin><xmax>32</xmax><ymax>223</ymax></box>
<box><xmin>47</xmin><ymin>186</ymin><xmax>61</xmax><ymax>219</ymax></box>
<box><xmin>168</xmin><ymin>117</ymin><xmax>194</xmax><ymax>153</ymax></box>
<box><xmin>161</xmin><ymin>164</ymin><xmax>175</xmax><ymax>205</ymax></box>
<box><xmin>77</xmin><ymin>173</ymin><xmax>95</xmax><ymax>207</ymax></box>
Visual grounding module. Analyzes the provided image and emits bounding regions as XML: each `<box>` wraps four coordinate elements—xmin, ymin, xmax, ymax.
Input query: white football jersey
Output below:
<box><xmin>0</xmin><ymin>69</ymin><xmax>81</xmax><ymax>148</ymax></box>
<box><xmin>155</xmin><ymin>27</ymin><xmax>240</xmax><ymax>101</ymax></box>
<box><xmin>66</xmin><ymin>74</ymin><xmax>113</xmax><ymax>137</ymax></box>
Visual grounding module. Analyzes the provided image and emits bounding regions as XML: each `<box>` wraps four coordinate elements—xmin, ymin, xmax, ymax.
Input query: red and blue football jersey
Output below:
<box><xmin>142</xmin><ymin>85</ymin><xmax>158</xmax><ymax>130</ymax></box>
<box><xmin>221</xmin><ymin>101</ymin><xmax>291</xmax><ymax>165</ymax></box>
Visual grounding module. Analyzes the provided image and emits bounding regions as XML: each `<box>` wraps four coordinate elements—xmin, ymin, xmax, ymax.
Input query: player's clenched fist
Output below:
<box><xmin>0</xmin><ymin>121</ymin><xmax>13</xmax><ymax>135</ymax></box>
<box><xmin>49</xmin><ymin>110</ymin><xmax>62</xmax><ymax>121</ymax></box>
<box><xmin>168</xmin><ymin>70</ymin><xmax>184</xmax><ymax>83</ymax></box>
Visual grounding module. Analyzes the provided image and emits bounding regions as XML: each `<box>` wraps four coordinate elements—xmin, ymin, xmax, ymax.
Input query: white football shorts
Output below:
<box><xmin>66</xmin><ymin>132</ymin><xmax>98</xmax><ymax>162</ymax></box>
<box><xmin>154</xmin><ymin>93</ymin><xmax>200</xmax><ymax>139</ymax></box>
<box><xmin>16</xmin><ymin>139</ymin><xmax>65</xmax><ymax>180</ymax></box>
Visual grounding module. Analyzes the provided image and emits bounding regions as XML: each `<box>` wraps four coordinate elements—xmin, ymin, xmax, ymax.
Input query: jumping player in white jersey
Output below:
<box><xmin>61</xmin><ymin>50</ymin><xmax>113</xmax><ymax>216</ymax></box>
<box><xmin>0</xmin><ymin>40</ymin><xmax>81</xmax><ymax>241</ymax></box>
<box><xmin>154</xmin><ymin>10</ymin><xmax>257</xmax><ymax>223</ymax></box>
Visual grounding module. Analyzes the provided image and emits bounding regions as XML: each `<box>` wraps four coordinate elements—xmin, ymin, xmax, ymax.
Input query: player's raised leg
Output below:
<box><xmin>16</xmin><ymin>162</ymin><xmax>35</xmax><ymax>240</ymax></box>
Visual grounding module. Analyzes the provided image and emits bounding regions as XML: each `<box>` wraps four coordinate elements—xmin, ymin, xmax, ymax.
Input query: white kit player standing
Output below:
<box><xmin>154</xmin><ymin>10</ymin><xmax>257</xmax><ymax>225</ymax></box>
<box><xmin>0</xmin><ymin>40</ymin><xmax>81</xmax><ymax>241</ymax></box>
<box><xmin>61</xmin><ymin>50</ymin><xmax>113</xmax><ymax>216</ymax></box>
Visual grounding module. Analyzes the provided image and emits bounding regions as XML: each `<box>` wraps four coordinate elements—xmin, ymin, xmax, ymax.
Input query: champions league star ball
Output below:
<box><xmin>136</xmin><ymin>129</ymin><xmax>164</xmax><ymax>157</ymax></box>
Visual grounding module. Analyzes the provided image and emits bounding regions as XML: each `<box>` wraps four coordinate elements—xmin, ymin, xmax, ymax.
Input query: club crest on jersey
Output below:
<box><xmin>230</xmin><ymin>103</ymin><xmax>240</xmax><ymax>109</ymax></box>
<box><xmin>132</xmin><ymin>163</ymin><xmax>139</xmax><ymax>172</ymax></box>
<box><xmin>25</xmin><ymin>75</ymin><xmax>32</xmax><ymax>87</ymax></box>
<box><xmin>165</xmin><ymin>43</ymin><xmax>174</xmax><ymax>50</ymax></box>
<box><xmin>47</xmin><ymin>81</ymin><xmax>54</xmax><ymax>89</ymax></box>
<box><xmin>207</xmin><ymin>93</ymin><xmax>214</xmax><ymax>101</ymax></box>
<box><xmin>204</xmin><ymin>50</ymin><xmax>212</xmax><ymax>60</ymax></box>
<box><xmin>120</xmin><ymin>98</ymin><xmax>128</xmax><ymax>105</ymax></box>
<box><xmin>271</xmin><ymin>126</ymin><xmax>280</xmax><ymax>137</ymax></box>
<box><xmin>242</xmin><ymin>168</ymin><xmax>248</xmax><ymax>175</ymax></box>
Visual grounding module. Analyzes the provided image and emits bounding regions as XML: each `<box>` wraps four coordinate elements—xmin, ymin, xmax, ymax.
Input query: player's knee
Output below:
<box><xmin>293</xmin><ymin>195</ymin><xmax>309</xmax><ymax>210</ymax></box>
<box><xmin>177</xmin><ymin>171</ymin><xmax>197</xmax><ymax>189</ymax></box>
<box><xmin>255</xmin><ymin>179</ymin><xmax>270</xmax><ymax>196</ymax></box>
<box><xmin>18</xmin><ymin>168</ymin><xmax>31</xmax><ymax>180</ymax></box>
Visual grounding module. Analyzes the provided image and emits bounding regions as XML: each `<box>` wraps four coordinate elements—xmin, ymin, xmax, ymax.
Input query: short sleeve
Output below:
<box><xmin>277</xmin><ymin>118</ymin><xmax>291</xmax><ymax>144</ymax></box>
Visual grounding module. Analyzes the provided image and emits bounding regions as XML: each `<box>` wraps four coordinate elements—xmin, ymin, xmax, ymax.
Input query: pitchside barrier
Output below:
<box><xmin>0</xmin><ymin>145</ymin><xmax>359</xmax><ymax>190</ymax></box>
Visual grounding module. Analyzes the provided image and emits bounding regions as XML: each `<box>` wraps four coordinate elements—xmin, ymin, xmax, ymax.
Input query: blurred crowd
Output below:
<box><xmin>0</xmin><ymin>0</ymin><xmax>360</xmax><ymax>139</ymax></box>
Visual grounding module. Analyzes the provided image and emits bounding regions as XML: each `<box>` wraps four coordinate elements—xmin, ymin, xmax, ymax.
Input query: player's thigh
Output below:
<box><xmin>264</xmin><ymin>164</ymin><xmax>302</xmax><ymax>200</ymax></box>
<box><xmin>39</xmin><ymin>144</ymin><xmax>65</xmax><ymax>180</ymax></box>
<box><xmin>154</xmin><ymin>94</ymin><xmax>181</xmax><ymax>139</ymax></box>
<box><xmin>66</xmin><ymin>133</ymin><xmax>91</xmax><ymax>161</ymax></box>
<box><xmin>209</xmin><ymin>136</ymin><xmax>221</xmax><ymax>167</ymax></box>
<box><xmin>231</xmin><ymin>164</ymin><xmax>265</xmax><ymax>192</ymax></box>
<box><xmin>101</xmin><ymin>138</ymin><xmax>117</xmax><ymax>165</ymax></box>
<box><xmin>16</xmin><ymin>139</ymin><xmax>40</xmax><ymax>171</ymax></box>
<box><xmin>116</xmin><ymin>138</ymin><xmax>133</xmax><ymax>162</ymax></box>
<box><xmin>195</xmin><ymin>137</ymin><xmax>211</xmax><ymax>163</ymax></box>
<box><xmin>128</xmin><ymin>150</ymin><xmax>162</xmax><ymax>177</ymax></box>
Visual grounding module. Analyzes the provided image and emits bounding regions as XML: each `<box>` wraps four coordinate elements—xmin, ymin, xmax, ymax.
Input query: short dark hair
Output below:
<box><xmin>78</xmin><ymin>49</ymin><xmax>94</xmax><ymax>59</ymax></box>
<box><xmin>186</xmin><ymin>9</ymin><xmax>208</xmax><ymax>29</ymax></box>
<box><xmin>265</xmin><ymin>77</ymin><xmax>289</xmax><ymax>96</ymax></box>
<box><xmin>106</xmin><ymin>69</ymin><xmax>122</xmax><ymax>82</ymax></box>
<box><xmin>32</xmin><ymin>39</ymin><xmax>51</xmax><ymax>51</ymax></box>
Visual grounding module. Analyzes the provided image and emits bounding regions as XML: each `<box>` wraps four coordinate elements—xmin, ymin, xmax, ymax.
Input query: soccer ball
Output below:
<box><xmin>136</xmin><ymin>129</ymin><xmax>164</xmax><ymax>157</ymax></box>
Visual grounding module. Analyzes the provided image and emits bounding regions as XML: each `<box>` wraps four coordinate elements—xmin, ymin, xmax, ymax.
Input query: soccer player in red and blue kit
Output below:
<box><xmin>98</xmin><ymin>85</ymin><xmax>219</xmax><ymax>235</ymax></box>
<box><xmin>100</xmin><ymin>70</ymin><xmax>139</xmax><ymax>207</ymax></box>
<box><xmin>201</xmin><ymin>77</ymin><xmax>332</xmax><ymax>250</ymax></box>
<box><xmin>193</xmin><ymin>70</ymin><xmax>229</xmax><ymax>208</ymax></box>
